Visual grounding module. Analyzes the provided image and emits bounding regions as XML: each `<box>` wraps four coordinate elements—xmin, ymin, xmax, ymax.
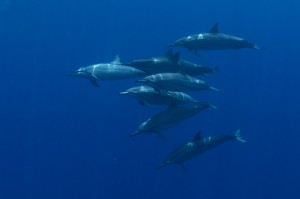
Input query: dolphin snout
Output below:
<box><xmin>119</xmin><ymin>91</ymin><xmax>130</xmax><ymax>95</ymax></box>
<box><xmin>65</xmin><ymin>72</ymin><xmax>79</xmax><ymax>76</ymax></box>
<box><xmin>166</xmin><ymin>44</ymin><xmax>175</xmax><ymax>47</ymax></box>
<box><xmin>136</xmin><ymin>79</ymin><xmax>146</xmax><ymax>83</ymax></box>
<box><xmin>129</xmin><ymin>131</ymin><xmax>140</xmax><ymax>137</ymax></box>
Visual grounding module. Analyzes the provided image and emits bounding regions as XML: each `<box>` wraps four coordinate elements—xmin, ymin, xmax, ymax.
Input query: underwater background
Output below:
<box><xmin>0</xmin><ymin>0</ymin><xmax>299</xmax><ymax>198</ymax></box>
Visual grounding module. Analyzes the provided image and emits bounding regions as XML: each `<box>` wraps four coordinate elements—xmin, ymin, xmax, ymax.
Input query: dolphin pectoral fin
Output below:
<box><xmin>90</xmin><ymin>79</ymin><xmax>99</xmax><ymax>87</ymax></box>
<box><xmin>167</xmin><ymin>101</ymin><xmax>178</xmax><ymax>110</ymax></box>
<box><xmin>156</xmin><ymin>163</ymin><xmax>167</xmax><ymax>170</ymax></box>
<box><xmin>138</xmin><ymin>100</ymin><xmax>145</xmax><ymax>106</ymax></box>
<box><xmin>235</xmin><ymin>129</ymin><xmax>247</xmax><ymax>143</ymax></box>
<box><xmin>190</xmin><ymin>49</ymin><xmax>202</xmax><ymax>57</ymax></box>
<box><xmin>179</xmin><ymin>163</ymin><xmax>188</xmax><ymax>171</ymax></box>
<box><xmin>209</xmin><ymin>23</ymin><xmax>219</xmax><ymax>34</ymax></box>
<box><xmin>155</xmin><ymin>131</ymin><xmax>167</xmax><ymax>141</ymax></box>
<box><xmin>138</xmin><ymin>100</ymin><xmax>153</xmax><ymax>108</ymax></box>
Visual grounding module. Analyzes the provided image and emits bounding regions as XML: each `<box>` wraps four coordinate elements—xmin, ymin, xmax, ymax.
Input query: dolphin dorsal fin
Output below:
<box><xmin>164</xmin><ymin>49</ymin><xmax>174</xmax><ymax>57</ymax></box>
<box><xmin>192</xmin><ymin>132</ymin><xmax>203</xmax><ymax>141</ymax></box>
<box><xmin>209</xmin><ymin>23</ymin><xmax>219</xmax><ymax>34</ymax></box>
<box><xmin>111</xmin><ymin>55</ymin><xmax>121</xmax><ymax>64</ymax></box>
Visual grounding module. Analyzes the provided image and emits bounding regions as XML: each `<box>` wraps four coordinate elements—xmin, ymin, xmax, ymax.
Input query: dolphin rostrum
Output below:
<box><xmin>157</xmin><ymin>129</ymin><xmax>246</xmax><ymax>170</ymax></box>
<box><xmin>66</xmin><ymin>55</ymin><xmax>145</xmax><ymax>87</ymax></box>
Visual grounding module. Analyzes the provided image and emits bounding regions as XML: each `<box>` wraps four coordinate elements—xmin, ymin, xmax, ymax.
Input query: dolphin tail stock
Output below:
<box><xmin>235</xmin><ymin>129</ymin><xmax>247</xmax><ymax>143</ymax></box>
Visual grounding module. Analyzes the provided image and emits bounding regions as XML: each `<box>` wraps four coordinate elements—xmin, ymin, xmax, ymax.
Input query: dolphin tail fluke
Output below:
<box><xmin>235</xmin><ymin>129</ymin><xmax>246</xmax><ymax>143</ymax></box>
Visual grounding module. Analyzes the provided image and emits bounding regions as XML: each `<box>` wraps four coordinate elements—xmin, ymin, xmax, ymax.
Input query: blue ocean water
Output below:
<box><xmin>0</xmin><ymin>0</ymin><xmax>299</xmax><ymax>198</ymax></box>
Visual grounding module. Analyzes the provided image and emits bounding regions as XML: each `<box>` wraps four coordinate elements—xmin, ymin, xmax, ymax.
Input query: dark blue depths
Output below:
<box><xmin>0</xmin><ymin>0</ymin><xmax>299</xmax><ymax>199</ymax></box>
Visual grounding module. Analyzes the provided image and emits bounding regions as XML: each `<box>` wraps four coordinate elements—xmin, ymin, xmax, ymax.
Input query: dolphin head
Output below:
<box><xmin>65</xmin><ymin>67</ymin><xmax>92</xmax><ymax>79</ymax></box>
<box><xmin>130</xmin><ymin>120</ymin><xmax>152</xmax><ymax>137</ymax></box>
<box><xmin>119</xmin><ymin>87</ymin><xmax>140</xmax><ymax>96</ymax></box>
<box><xmin>136</xmin><ymin>75</ymin><xmax>156</xmax><ymax>85</ymax></box>
<box><xmin>168</xmin><ymin>37</ymin><xmax>187</xmax><ymax>48</ymax></box>
<box><xmin>119</xmin><ymin>86</ymin><xmax>152</xmax><ymax>96</ymax></box>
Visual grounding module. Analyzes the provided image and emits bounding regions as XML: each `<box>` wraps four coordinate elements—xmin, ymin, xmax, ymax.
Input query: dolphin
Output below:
<box><xmin>119</xmin><ymin>85</ymin><xmax>198</xmax><ymax>107</ymax></box>
<box><xmin>168</xmin><ymin>23</ymin><xmax>260</xmax><ymax>56</ymax></box>
<box><xmin>126</xmin><ymin>49</ymin><xmax>218</xmax><ymax>76</ymax></box>
<box><xmin>130</xmin><ymin>102</ymin><xmax>216</xmax><ymax>139</ymax></box>
<box><xmin>157</xmin><ymin>129</ymin><xmax>246</xmax><ymax>170</ymax></box>
<box><xmin>66</xmin><ymin>55</ymin><xmax>145</xmax><ymax>87</ymax></box>
<box><xmin>137</xmin><ymin>73</ymin><xmax>218</xmax><ymax>92</ymax></box>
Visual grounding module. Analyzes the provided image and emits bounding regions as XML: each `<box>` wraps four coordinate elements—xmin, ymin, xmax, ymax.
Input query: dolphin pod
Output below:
<box><xmin>67</xmin><ymin>23</ymin><xmax>258</xmax><ymax>170</ymax></box>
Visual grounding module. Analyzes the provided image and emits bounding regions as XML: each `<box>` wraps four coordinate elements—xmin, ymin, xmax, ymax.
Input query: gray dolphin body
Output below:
<box><xmin>66</xmin><ymin>56</ymin><xmax>145</xmax><ymax>87</ymax></box>
<box><xmin>120</xmin><ymin>86</ymin><xmax>198</xmax><ymax>107</ymax></box>
<box><xmin>137</xmin><ymin>73</ymin><xmax>218</xmax><ymax>92</ymax></box>
<box><xmin>168</xmin><ymin>23</ymin><xmax>260</xmax><ymax>56</ymax></box>
<box><xmin>131</xmin><ymin>102</ymin><xmax>215</xmax><ymax>139</ymax></box>
<box><xmin>127</xmin><ymin>50</ymin><xmax>218</xmax><ymax>76</ymax></box>
<box><xmin>157</xmin><ymin>129</ymin><xmax>246</xmax><ymax>170</ymax></box>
